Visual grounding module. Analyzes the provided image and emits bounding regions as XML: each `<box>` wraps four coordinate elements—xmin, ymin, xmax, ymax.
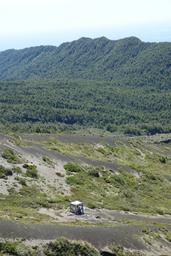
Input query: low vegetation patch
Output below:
<box><xmin>65</xmin><ymin>160</ymin><xmax>171</xmax><ymax>214</ymax></box>
<box><xmin>42</xmin><ymin>155</ymin><xmax>53</xmax><ymax>165</ymax></box>
<box><xmin>0</xmin><ymin>240</ymin><xmax>33</xmax><ymax>255</ymax></box>
<box><xmin>165</xmin><ymin>231</ymin><xmax>171</xmax><ymax>242</ymax></box>
<box><xmin>0</xmin><ymin>185</ymin><xmax>50</xmax><ymax>221</ymax></box>
<box><xmin>26</xmin><ymin>168</ymin><xmax>38</xmax><ymax>179</ymax></box>
<box><xmin>0</xmin><ymin>133</ymin><xmax>171</xmax><ymax>219</ymax></box>
<box><xmin>2</xmin><ymin>148</ymin><xmax>20</xmax><ymax>163</ymax></box>
<box><xmin>44</xmin><ymin>237</ymin><xmax>99</xmax><ymax>256</ymax></box>
<box><xmin>15</xmin><ymin>177</ymin><xmax>27</xmax><ymax>186</ymax></box>
<box><xmin>0</xmin><ymin>165</ymin><xmax>13</xmax><ymax>179</ymax></box>
<box><xmin>12</xmin><ymin>167</ymin><xmax>22</xmax><ymax>175</ymax></box>
<box><xmin>109</xmin><ymin>245</ymin><xmax>144</xmax><ymax>256</ymax></box>
<box><xmin>64</xmin><ymin>162</ymin><xmax>82</xmax><ymax>173</ymax></box>
<box><xmin>23</xmin><ymin>163</ymin><xmax>38</xmax><ymax>179</ymax></box>
<box><xmin>0</xmin><ymin>238</ymin><xmax>147</xmax><ymax>256</ymax></box>
<box><xmin>0</xmin><ymin>238</ymin><xmax>100</xmax><ymax>256</ymax></box>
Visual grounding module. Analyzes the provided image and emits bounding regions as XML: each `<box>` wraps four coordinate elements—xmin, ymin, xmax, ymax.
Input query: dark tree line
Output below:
<box><xmin>0</xmin><ymin>80</ymin><xmax>171</xmax><ymax>135</ymax></box>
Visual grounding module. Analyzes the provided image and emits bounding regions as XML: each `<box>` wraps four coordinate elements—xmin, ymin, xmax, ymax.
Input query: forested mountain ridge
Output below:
<box><xmin>0</xmin><ymin>36</ymin><xmax>171</xmax><ymax>134</ymax></box>
<box><xmin>0</xmin><ymin>36</ymin><xmax>171</xmax><ymax>87</ymax></box>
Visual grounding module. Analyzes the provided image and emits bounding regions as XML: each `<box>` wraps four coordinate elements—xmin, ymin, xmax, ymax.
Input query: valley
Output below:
<box><xmin>0</xmin><ymin>36</ymin><xmax>171</xmax><ymax>255</ymax></box>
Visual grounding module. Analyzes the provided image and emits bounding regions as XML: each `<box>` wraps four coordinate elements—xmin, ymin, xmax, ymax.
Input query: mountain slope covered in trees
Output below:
<box><xmin>0</xmin><ymin>36</ymin><xmax>171</xmax><ymax>88</ymax></box>
<box><xmin>0</xmin><ymin>36</ymin><xmax>171</xmax><ymax>134</ymax></box>
<box><xmin>0</xmin><ymin>80</ymin><xmax>171</xmax><ymax>135</ymax></box>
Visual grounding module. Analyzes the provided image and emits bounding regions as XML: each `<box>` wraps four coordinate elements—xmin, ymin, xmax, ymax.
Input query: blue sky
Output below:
<box><xmin>0</xmin><ymin>0</ymin><xmax>171</xmax><ymax>50</ymax></box>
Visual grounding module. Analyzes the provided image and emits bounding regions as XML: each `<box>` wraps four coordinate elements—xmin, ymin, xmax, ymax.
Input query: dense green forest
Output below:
<box><xmin>0</xmin><ymin>79</ymin><xmax>171</xmax><ymax>134</ymax></box>
<box><xmin>0</xmin><ymin>36</ymin><xmax>171</xmax><ymax>89</ymax></box>
<box><xmin>0</xmin><ymin>36</ymin><xmax>171</xmax><ymax>134</ymax></box>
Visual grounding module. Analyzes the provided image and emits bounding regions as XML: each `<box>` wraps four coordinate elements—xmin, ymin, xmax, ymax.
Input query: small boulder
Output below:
<box><xmin>100</xmin><ymin>247</ymin><xmax>115</xmax><ymax>256</ymax></box>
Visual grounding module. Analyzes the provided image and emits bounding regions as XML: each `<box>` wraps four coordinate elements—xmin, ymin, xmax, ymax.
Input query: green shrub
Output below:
<box><xmin>159</xmin><ymin>156</ymin><xmax>167</xmax><ymax>164</ymax></box>
<box><xmin>87</xmin><ymin>202</ymin><xmax>97</xmax><ymax>209</ymax></box>
<box><xmin>42</xmin><ymin>155</ymin><xmax>53</xmax><ymax>165</ymax></box>
<box><xmin>88</xmin><ymin>168</ymin><xmax>100</xmax><ymax>178</ymax></box>
<box><xmin>165</xmin><ymin>231</ymin><xmax>171</xmax><ymax>242</ymax></box>
<box><xmin>23</xmin><ymin>164</ymin><xmax>38</xmax><ymax>179</ymax></box>
<box><xmin>124</xmin><ymin>127</ymin><xmax>142</xmax><ymax>136</ymax></box>
<box><xmin>23</xmin><ymin>163</ymin><xmax>38</xmax><ymax>178</ymax></box>
<box><xmin>0</xmin><ymin>239</ymin><xmax>99</xmax><ymax>256</ymax></box>
<box><xmin>16</xmin><ymin>177</ymin><xmax>27</xmax><ymax>186</ymax></box>
<box><xmin>110</xmin><ymin>245</ymin><xmax>144</xmax><ymax>256</ymax></box>
<box><xmin>23</xmin><ymin>163</ymin><xmax>36</xmax><ymax>170</ymax></box>
<box><xmin>66</xmin><ymin>175</ymin><xmax>84</xmax><ymax>185</ymax></box>
<box><xmin>0</xmin><ymin>241</ymin><xmax>34</xmax><ymax>255</ymax></box>
<box><xmin>2</xmin><ymin>148</ymin><xmax>20</xmax><ymax>163</ymax></box>
<box><xmin>64</xmin><ymin>162</ymin><xmax>82</xmax><ymax>173</ymax></box>
<box><xmin>44</xmin><ymin>237</ymin><xmax>100</xmax><ymax>256</ymax></box>
<box><xmin>0</xmin><ymin>241</ymin><xmax>18</xmax><ymax>254</ymax></box>
<box><xmin>0</xmin><ymin>165</ymin><xmax>13</xmax><ymax>178</ymax></box>
<box><xmin>12</xmin><ymin>166</ymin><xmax>22</xmax><ymax>175</ymax></box>
<box><xmin>112</xmin><ymin>175</ymin><xmax>126</xmax><ymax>187</ymax></box>
<box><xmin>26</xmin><ymin>168</ymin><xmax>38</xmax><ymax>179</ymax></box>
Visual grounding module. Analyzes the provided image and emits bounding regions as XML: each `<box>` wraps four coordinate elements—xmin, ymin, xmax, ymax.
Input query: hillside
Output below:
<box><xmin>0</xmin><ymin>133</ymin><xmax>171</xmax><ymax>255</ymax></box>
<box><xmin>0</xmin><ymin>36</ymin><xmax>171</xmax><ymax>88</ymax></box>
<box><xmin>0</xmin><ymin>36</ymin><xmax>171</xmax><ymax>134</ymax></box>
<box><xmin>0</xmin><ymin>80</ymin><xmax>171</xmax><ymax>134</ymax></box>
<box><xmin>0</xmin><ymin>36</ymin><xmax>171</xmax><ymax>255</ymax></box>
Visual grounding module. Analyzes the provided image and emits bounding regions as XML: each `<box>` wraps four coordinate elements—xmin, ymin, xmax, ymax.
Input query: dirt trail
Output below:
<box><xmin>0</xmin><ymin>134</ymin><xmax>136</xmax><ymax>174</ymax></box>
<box><xmin>20</xmin><ymin>144</ymin><xmax>137</xmax><ymax>174</ymax></box>
<box><xmin>22</xmin><ymin>134</ymin><xmax>122</xmax><ymax>145</ymax></box>
<box><xmin>0</xmin><ymin>220</ymin><xmax>146</xmax><ymax>250</ymax></box>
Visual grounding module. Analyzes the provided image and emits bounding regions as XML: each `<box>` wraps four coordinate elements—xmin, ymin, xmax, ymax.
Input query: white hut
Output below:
<box><xmin>70</xmin><ymin>201</ymin><xmax>84</xmax><ymax>215</ymax></box>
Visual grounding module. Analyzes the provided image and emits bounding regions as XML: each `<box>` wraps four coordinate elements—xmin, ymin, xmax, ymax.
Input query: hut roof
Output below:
<box><xmin>70</xmin><ymin>200</ymin><xmax>83</xmax><ymax>206</ymax></box>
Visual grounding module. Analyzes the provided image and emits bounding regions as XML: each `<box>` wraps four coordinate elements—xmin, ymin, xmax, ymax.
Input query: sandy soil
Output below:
<box><xmin>38</xmin><ymin>207</ymin><xmax>171</xmax><ymax>225</ymax></box>
<box><xmin>0</xmin><ymin>135</ymin><xmax>70</xmax><ymax>196</ymax></box>
<box><xmin>0</xmin><ymin>133</ymin><xmax>137</xmax><ymax>175</ymax></box>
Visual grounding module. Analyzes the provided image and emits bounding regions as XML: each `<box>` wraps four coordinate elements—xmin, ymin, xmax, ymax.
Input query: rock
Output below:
<box><xmin>100</xmin><ymin>247</ymin><xmax>115</xmax><ymax>256</ymax></box>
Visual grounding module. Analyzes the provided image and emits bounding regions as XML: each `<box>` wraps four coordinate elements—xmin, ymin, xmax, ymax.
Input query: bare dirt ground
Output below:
<box><xmin>22</xmin><ymin>133</ymin><xmax>121</xmax><ymax>145</ymax></box>
<box><xmin>38</xmin><ymin>207</ymin><xmax>171</xmax><ymax>225</ymax></box>
<box><xmin>0</xmin><ymin>135</ymin><xmax>70</xmax><ymax>195</ymax></box>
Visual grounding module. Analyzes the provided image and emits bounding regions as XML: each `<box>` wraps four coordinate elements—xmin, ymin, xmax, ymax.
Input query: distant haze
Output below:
<box><xmin>0</xmin><ymin>0</ymin><xmax>171</xmax><ymax>50</ymax></box>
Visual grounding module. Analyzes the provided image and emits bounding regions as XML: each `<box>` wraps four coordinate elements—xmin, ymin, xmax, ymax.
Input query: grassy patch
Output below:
<box><xmin>1</xmin><ymin>133</ymin><xmax>171</xmax><ymax>219</ymax></box>
<box><xmin>23</xmin><ymin>164</ymin><xmax>38</xmax><ymax>179</ymax></box>
<box><xmin>12</xmin><ymin>166</ymin><xmax>23</xmax><ymax>175</ymax></box>
<box><xmin>0</xmin><ymin>238</ymin><xmax>100</xmax><ymax>256</ymax></box>
<box><xmin>42</xmin><ymin>155</ymin><xmax>54</xmax><ymax>166</ymax></box>
<box><xmin>64</xmin><ymin>162</ymin><xmax>82</xmax><ymax>173</ymax></box>
<box><xmin>26</xmin><ymin>168</ymin><xmax>38</xmax><ymax>179</ymax></box>
<box><xmin>2</xmin><ymin>148</ymin><xmax>21</xmax><ymax>163</ymax></box>
<box><xmin>0</xmin><ymin>240</ymin><xmax>35</xmax><ymax>256</ymax></box>
<box><xmin>15</xmin><ymin>176</ymin><xmax>27</xmax><ymax>186</ymax></box>
<box><xmin>0</xmin><ymin>165</ymin><xmax>13</xmax><ymax>178</ymax></box>
<box><xmin>0</xmin><ymin>185</ymin><xmax>50</xmax><ymax>222</ymax></box>
<box><xmin>110</xmin><ymin>245</ymin><xmax>144</xmax><ymax>256</ymax></box>
<box><xmin>65</xmin><ymin>162</ymin><xmax>171</xmax><ymax>214</ymax></box>
<box><xmin>165</xmin><ymin>231</ymin><xmax>171</xmax><ymax>242</ymax></box>
<box><xmin>44</xmin><ymin>237</ymin><xmax>99</xmax><ymax>256</ymax></box>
